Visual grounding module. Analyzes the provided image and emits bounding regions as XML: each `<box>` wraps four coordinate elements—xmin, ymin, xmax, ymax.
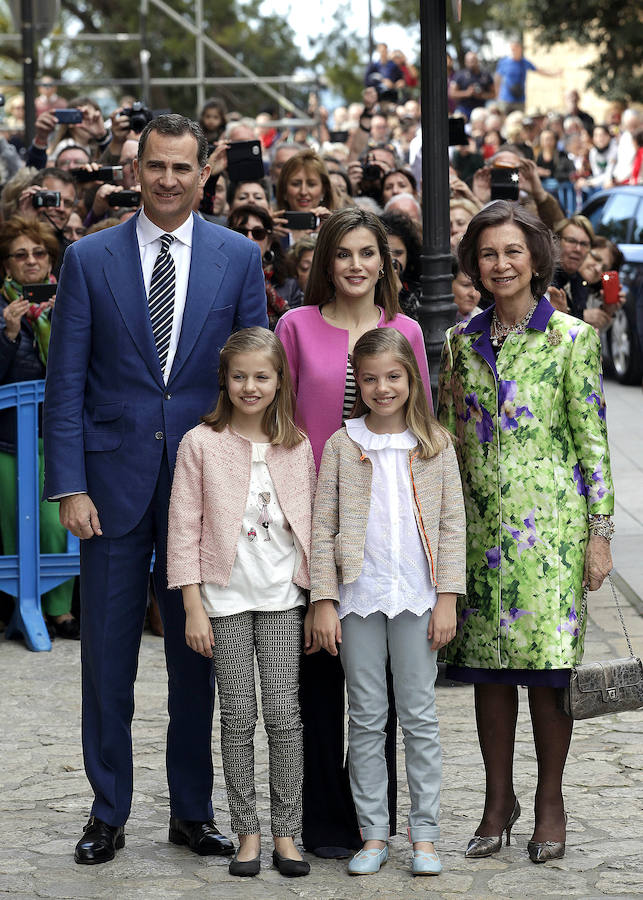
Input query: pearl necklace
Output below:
<box><xmin>491</xmin><ymin>299</ymin><xmax>538</xmax><ymax>348</ymax></box>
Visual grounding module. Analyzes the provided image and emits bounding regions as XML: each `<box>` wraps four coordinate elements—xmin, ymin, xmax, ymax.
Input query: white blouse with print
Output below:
<box><xmin>201</xmin><ymin>442</ymin><xmax>305</xmax><ymax>617</ymax></box>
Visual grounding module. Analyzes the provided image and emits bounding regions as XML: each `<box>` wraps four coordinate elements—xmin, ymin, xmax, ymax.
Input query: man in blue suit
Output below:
<box><xmin>43</xmin><ymin>114</ymin><xmax>268</xmax><ymax>864</ymax></box>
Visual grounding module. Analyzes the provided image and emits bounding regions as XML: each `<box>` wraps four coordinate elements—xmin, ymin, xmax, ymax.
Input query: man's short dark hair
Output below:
<box><xmin>32</xmin><ymin>167</ymin><xmax>77</xmax><ymax>197</ymax></box>
<box><xmin>32</xmin><ymin>167</ymin><xmax>76</xmax><ymax>188</ymax></box>
<box><xmin>138</xmin><ymin>114</ymin><xmax>208</xmax><ymax>169</ymax></box>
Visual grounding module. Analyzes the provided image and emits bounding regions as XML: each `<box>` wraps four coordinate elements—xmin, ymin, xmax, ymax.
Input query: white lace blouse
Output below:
<box><xmin>338</xmin><ymin>416</ymin><xmax>438</xmax><ymax>620</ymax></box>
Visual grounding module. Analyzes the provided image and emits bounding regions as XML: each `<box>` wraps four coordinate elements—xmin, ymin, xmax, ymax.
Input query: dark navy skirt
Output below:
<box><xmin>446</xmin><ymin>666</ymin><xmax>570</xmax><ymax>688</ymax></box>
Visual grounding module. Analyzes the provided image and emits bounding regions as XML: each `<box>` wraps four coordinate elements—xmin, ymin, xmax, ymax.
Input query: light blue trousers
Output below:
<box><xmin>340</xmin><ymin>609</ymin><xmax>441</xmax><ymax>843</ymax></box>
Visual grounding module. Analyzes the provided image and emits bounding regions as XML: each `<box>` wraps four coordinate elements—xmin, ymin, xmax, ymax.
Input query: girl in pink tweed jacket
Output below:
<box><xmin>311</xmin><ymin>328</ymin><xmax>466</xmax><ymax>878</ymax></box>
<box><xmin>167</xmin><ymin>327</ymin><xmax>315</xmax><ymax>879</ymax></box>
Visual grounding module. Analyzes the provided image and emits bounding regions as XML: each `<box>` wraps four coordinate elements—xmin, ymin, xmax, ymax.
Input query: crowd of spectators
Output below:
<box><xmin>0</xmin><ymin>51</ymin><xmax>639</xmax><ymax>641</ymax></box>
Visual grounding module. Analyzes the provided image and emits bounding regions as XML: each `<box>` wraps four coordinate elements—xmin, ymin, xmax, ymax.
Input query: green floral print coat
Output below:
<box><xmin>438</xmin><ymin>298</ymin><xmax>613</xmax><ymax>671</ymax></box>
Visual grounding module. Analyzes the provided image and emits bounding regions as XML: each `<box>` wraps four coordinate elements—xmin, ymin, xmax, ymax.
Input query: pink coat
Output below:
<box><xmin>275</xmin><ymin>305</ymin><xmax>433</xmax><ymax>470</ymax></box>
<box><xmin>167</xmin><ymin>424</ymin><xmax>316</xmax><ymax>590</ymax></box>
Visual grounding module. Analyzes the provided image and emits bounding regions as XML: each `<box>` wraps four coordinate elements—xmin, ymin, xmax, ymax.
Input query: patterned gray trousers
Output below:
<box><xmin>210</xmin><ymin>607</ymin><xmax>304</xmax><ymax>836</ymax></box>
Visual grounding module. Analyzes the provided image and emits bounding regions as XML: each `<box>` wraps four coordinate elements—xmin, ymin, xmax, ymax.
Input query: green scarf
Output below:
<box><xmin>1</xmin><ymin>275</ymin><xmax>54</xmax><ymax>367</ymax></box>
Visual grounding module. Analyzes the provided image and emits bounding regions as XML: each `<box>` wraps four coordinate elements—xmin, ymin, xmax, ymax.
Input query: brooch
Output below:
<box><xmin>547</xmin><ymin>329</ymin><xmax>562</xmax><ymax>346</ymax></box>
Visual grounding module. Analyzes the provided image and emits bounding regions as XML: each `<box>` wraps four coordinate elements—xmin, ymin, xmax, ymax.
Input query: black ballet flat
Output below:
<box><xmin>272</xmin><ymin>848</ymin><xmax>310</xmax><ymax>877</ymax></box>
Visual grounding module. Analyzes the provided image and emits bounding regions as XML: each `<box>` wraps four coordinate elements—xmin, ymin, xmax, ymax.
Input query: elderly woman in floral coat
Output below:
<box><xmin>438</xmin><ymin>201</ymin><xmax>613</xmax><ymax>865</ymax></box>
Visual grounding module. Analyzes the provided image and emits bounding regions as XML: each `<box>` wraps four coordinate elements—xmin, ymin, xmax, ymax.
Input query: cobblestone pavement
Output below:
<box><xmin>1</xmin><ymin>577</ymin><xmax>642</xmax><ymax>900</ymax></box>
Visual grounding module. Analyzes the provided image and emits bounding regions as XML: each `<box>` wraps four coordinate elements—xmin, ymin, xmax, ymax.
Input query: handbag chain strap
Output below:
<box><xmin>578</xmin><ymin>573</ymin><xmax>635</xmax><ymax>658</ymax></box>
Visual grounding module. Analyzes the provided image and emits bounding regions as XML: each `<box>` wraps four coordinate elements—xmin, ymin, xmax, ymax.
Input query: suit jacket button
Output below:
<box><xmin>155</xmin><ymin>431</ymin><xmax>164</xmax><ymax>440</ymax></box>
<box><xmin>164</xmin><ymin>392</ymin><xmax>171</xmax><ymax>400</ymax></box>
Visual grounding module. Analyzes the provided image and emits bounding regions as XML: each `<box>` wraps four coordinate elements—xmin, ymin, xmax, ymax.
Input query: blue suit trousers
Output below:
<box><xmin>79</xmin><ymin>453</ymin><xmax>215</xmax><ymax>826</ymax></box>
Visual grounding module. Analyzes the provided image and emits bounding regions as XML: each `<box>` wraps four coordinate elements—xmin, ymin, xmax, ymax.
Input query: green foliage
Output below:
<box><xmin>0</xmin><ymin>0</ymin><xmax>21</xmax><ymax>82</ymax></box>
<box><xmin>28</xmin><ymin>0</ymin><xmax>306</xmax><ymax>115</ymax></box>
<box><xmin>307</xmin><ymin>4</ymin><xmax>369</xmax><ymax>103</ymax></box>
<box><xmin>379</xmin><ymin>0</ymin><xmax>526</xmax><ymax>64</ymax></box>
<box><xmin>524</xmin><ymin>0</ymin><xmax>643</xmax><ymax>100</ymax></box>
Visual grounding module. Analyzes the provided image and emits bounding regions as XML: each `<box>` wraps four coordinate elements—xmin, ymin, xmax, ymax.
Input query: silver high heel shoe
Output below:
<box><xmin>465</xmin><ymin>799</ymin><xmax>521</xmax><ymax>858</ymax></box>
<box><xmin>527</xmin><ymin>812</ymin><xmax>567</xmax><ymax>863</ymax></box>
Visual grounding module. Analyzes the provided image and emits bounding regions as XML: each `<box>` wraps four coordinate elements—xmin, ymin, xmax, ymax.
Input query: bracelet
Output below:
<box><xmin>588</xmin><ymin>514</ymin><xmax>614</xmax><ymax>541</ymax></box>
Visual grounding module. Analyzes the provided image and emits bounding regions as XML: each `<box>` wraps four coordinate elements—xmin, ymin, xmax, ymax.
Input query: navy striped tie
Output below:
<box><xmin>148</xmin><ymin>233</ymin><xmax>175</xmax><ymax>372</ymax></box>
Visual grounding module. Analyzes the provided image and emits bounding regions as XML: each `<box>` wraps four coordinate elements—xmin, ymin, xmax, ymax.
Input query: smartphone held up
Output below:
<box><xmin>601</xmin><ymin>270</ymin><xmax>621</xmax><ymax>305</ymax></box>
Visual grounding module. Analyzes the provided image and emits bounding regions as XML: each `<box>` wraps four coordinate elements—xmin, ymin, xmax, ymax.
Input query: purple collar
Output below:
<box><xmin>463</xmin><ymin>296</ymin><xmax>555</xmax><ymax>380</ymax></box>
<box><xmin>464</xmin><ymin>296</ymin><xmax>555</xmax><ymax>335</ymax></box>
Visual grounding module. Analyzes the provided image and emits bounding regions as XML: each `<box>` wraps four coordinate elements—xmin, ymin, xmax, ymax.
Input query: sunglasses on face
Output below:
<box><xmin>234</xmin><ymin>225</ymin><xmax>269</xmax><ymax>241</ymax></box>
<box><xmin>4</xmin><ymin>248</ymin><xmax>49</xmax><ymax>262</ymax></box>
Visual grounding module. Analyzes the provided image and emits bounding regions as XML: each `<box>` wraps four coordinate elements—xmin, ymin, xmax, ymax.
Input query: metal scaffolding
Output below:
<box><xmin>0</xmin><ymin>0</ymin><xmax>316</xmax><ymax>134</ymax></box>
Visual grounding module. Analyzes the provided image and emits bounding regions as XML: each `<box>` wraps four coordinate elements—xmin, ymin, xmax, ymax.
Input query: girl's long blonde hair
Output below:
<box><xmin>203</xmin><ymin>327</ymin><xmax>305</xmax><ymax>448</ymax></box>
<box><xmin>350</xmin><ymin>328</ymin><xmax>451</xmax><ymax>459</ymax></box>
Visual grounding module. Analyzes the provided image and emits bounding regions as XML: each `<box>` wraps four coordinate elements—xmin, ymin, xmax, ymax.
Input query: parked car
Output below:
<box><xmin>581</xmin><ymin>186</ymin><xmax>643</xmax><ymax>384</ymax></box>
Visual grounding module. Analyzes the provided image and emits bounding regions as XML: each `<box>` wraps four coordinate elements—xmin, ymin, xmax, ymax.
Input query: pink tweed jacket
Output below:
<box><xmin>167</xmin><ymin>424</ymin><xmax>316</xmax><ymax>590</ymax></box>
<box><xmin>311</xmin><ymin>427</ymin><xmax>466</xmax><ymax>602</ymax></box>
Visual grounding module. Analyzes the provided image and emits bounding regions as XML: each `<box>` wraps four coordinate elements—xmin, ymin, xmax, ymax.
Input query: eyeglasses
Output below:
<box><xmin>234</xmin><ymin>226</ymin><xmax>269</xmax><ymax>241</ymax></box>
<box><xmin>4</xmin><ymin>248</ymin><xmax>49</xmax><ymax>262</ymax></box>
<box><xmin>561</xmin><ymin>236</ymin><xmax>591</xmax><ymax>250</ymax></box>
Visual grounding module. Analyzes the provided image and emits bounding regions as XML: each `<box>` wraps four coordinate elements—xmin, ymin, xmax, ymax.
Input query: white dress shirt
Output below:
<box><xmin>136</xmin><ymin>209</ymin><xmax>194</xmax><ymax>383</ymax></box>
<box><xmin>50</xmin><ymin>210</ymin><xmax>196</xmax><ymax>499</ymax></box>
<box><xmin>338</xmin><ymin>416</ymin><xmax>437</xmax><ymax>620</ymax></box>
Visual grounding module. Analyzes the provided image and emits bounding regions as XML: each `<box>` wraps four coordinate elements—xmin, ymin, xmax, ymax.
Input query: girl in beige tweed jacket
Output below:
<box><xmin>310</xmin><ymin>329</ymin><xmax>466</xmax><ymax>878</ymax></box>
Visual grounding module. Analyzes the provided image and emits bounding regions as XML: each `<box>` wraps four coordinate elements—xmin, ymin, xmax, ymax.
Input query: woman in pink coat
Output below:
<box><xmin>275</xmin><ymin>207</ymin><xmax>432</xmax><ymax>858</ymax></box>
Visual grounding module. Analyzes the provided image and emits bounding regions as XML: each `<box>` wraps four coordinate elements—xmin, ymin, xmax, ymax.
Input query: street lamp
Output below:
<box><xmin>417</xmin><ymin>0</ymin><xmax>455</xmax><ymax>403</ymax></box>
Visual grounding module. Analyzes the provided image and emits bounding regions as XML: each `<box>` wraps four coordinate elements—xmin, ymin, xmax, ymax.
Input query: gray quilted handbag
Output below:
<box><xmin>562</xmin><ymin>575</ymin><xmax>643</xmax><ymax>720</ymax></box>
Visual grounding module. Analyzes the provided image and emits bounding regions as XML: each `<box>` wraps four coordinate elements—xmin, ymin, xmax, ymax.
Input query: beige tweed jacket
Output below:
<box><xmin>311</xmin><ymin>427</ymin><xmax>466</xmax><ymax>603</ymax></box>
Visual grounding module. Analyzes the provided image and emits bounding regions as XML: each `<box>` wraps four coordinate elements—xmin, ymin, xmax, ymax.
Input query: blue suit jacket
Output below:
<box><xmin>43</xmin><ymin>212</ymin><xmax>268</xmax><ymax>538</ymax></box>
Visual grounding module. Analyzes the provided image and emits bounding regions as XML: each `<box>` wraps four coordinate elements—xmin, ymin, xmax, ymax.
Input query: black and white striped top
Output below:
<box><xmin>342</xmin><ymin>355</ymin><xmax>358</xmax><ymax>422</ymax></box>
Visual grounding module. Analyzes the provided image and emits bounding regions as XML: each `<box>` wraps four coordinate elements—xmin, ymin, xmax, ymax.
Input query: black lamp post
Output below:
<box><xmin>417</xmin><ymin>0</ymin><xmax>455</xmax><ymax>404</ymax></box>
<box><xmin>21</xmin><ymin>0</ymin><xmax>36</xmax><ymax>146</ymax></box>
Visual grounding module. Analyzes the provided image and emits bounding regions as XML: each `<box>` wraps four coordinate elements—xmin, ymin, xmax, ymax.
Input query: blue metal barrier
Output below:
<box><xmin>0</xmin><ymin>380</ymin><xmax>79</xmax><ymax>651</ymax></box>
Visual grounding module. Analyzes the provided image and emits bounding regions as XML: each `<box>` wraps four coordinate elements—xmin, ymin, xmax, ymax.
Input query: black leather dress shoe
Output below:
<box><xmin>74</xmin><ymin>816</ymin><xmax>125</xmax><ymax>865</ymax></box>
<box><xmin>168</xmin><ymin>818</ymin><xmax>234</xmax><ymax>856</ymax></box>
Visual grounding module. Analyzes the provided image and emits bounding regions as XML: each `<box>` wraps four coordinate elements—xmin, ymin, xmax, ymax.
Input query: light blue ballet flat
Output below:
<box><xmin>347</xmin><ymin>845</ymin><xmax>389</xmax><ymax>875</ymax></box>
<box><xmin>412</xmin><ymin>848</ymin><xmax>442</xmax><ymax>875</ymax></box>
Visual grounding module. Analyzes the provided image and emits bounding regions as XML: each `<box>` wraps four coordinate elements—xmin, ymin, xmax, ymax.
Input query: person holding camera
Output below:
<box><xmin>17</xmin><ymin>167</ymin><xmax>77</xmax><ymax>276</ymax></box>
<box><xmin>348</xmin><ymin>144</ymin><xmax>399</xmax><ymax>208</ymax></box>
<box><xmin>0</xmin><ymin>216</ymin><xmax>78</xmax><ymax>640</ymax></box>
<box><xmin>573</xmin><ymin>237</ymin><xmax>625</xmax><ymax>333</ymax></box>
<box><xmin>549</xmin><ymin>216</ymin><xmax>620</xmax><ymax>332</ymax></box>
<box><xmin>472</xmin><ymin>146</ymin><xmax>565</xmax><ymax>230</ymax></box>
<box><xmin>48</xmin><ymin>97</ymin><xmax>112</xmax><ymax>162</ymax></box>
<box><xmin>275</xmin><ymin>149</ymin><xmax>337</xmax><ymax>242</ymax></box>
<box><xmin>73</xmin><ymin>160</ymin><xmax>142</xmax><ymax>229</ymax></box>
